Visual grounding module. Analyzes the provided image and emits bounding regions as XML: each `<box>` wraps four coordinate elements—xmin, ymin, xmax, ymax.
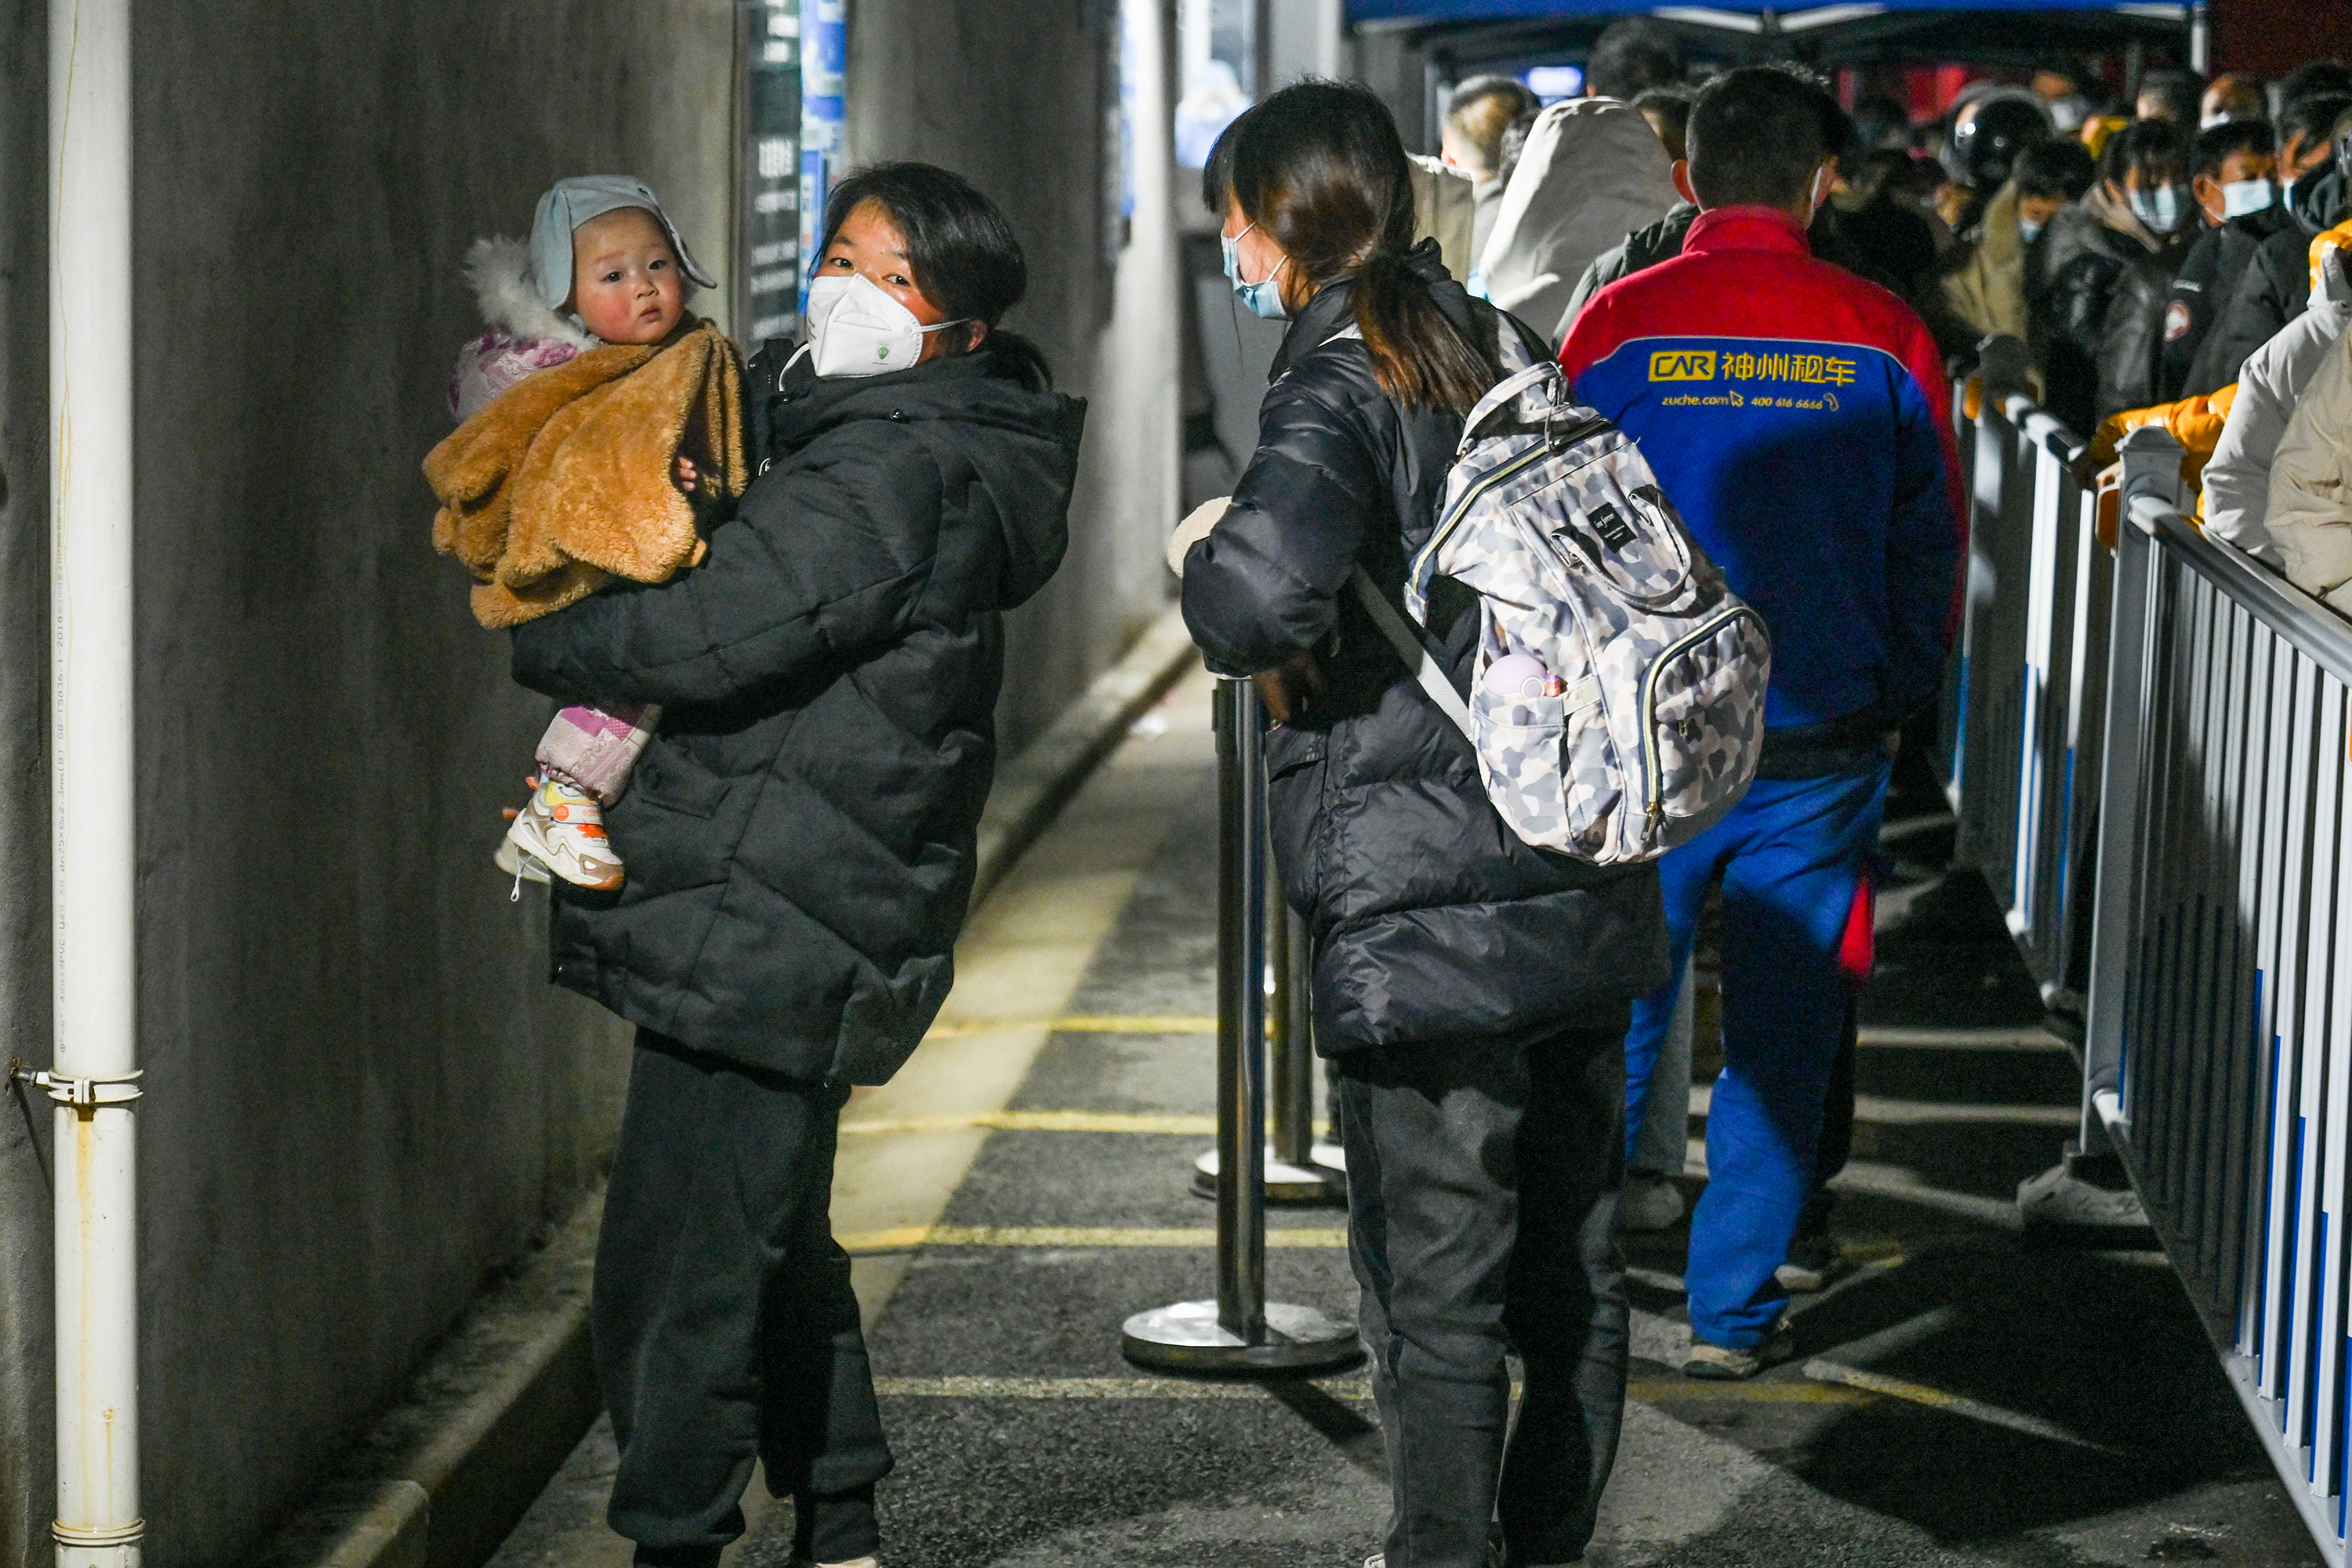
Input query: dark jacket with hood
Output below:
<box><xmin>2040</xmin><ymin>187</ymin><xmax>2186</xmax><ymax>432</ymax></box>
<box><xmin>510</xmin><ymin>343</ymin><xmax>1086</xmax><ymax>1084</ymax></box>
<box><xmin>2187</xmin><ymin>162</ymin><xmax>2350</xmax><ymax>394</ymax></box>
<box><xmin>1181</xmin><ymin>241</ymin><xmax>1669</xmax><ymax>1051</ymax></box>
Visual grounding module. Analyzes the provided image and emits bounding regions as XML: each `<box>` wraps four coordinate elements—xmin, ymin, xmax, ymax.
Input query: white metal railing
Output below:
<box><xmin>1946</xmin><ymin>387</ymin><xmax>2110</xmax><ymax>1015</ymax></box>
<box><xmin>1951</xmin><ymin>373</ymin><xmax>2352</xmax><ymax>1561</ymax></box>
<box><xmin>2088</xmin><ymin>470</ymin><xmax>2352</xmax><ymax>1563</ymax></box>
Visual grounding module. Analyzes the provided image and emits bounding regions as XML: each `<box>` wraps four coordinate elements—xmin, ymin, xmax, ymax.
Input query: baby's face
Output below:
<box><xmin>570</xmin><ymin>207</ymin><xmax>684</xmax><ymax>344</ymax></box>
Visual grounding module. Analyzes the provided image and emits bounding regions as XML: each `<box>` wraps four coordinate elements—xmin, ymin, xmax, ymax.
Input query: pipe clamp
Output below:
<box><xmin>15</xmin><ymin>1068</ymin><xmax>142</xmax><ymax>1107</ymax></box>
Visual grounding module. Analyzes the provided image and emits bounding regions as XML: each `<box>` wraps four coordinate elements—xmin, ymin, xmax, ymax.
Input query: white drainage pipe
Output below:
<box><xmin>46</xmin><ymin>0</ymin><xmax>143</xmax><ymax>1564</ymax></box>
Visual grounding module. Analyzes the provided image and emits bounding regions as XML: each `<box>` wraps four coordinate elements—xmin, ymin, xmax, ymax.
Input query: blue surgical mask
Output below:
<box><xmin>2221</xmin><ymin>176</ymin><xmax>2275</xmax><ymax>219</ymax></box>
<box><xmin>2018</xmin><ymin>216</ymin><xmax>2045</xmax><ymax>244</ymax></box>
<box><xmin>1221</xmin><ymin>222</ymin><xmax>1291</xmax><ymax>320</ymax></box>
<box><xmin>2130</xmin><ymin>183</ymin><xmax>2186</xmax><ymax>236</ymax></box>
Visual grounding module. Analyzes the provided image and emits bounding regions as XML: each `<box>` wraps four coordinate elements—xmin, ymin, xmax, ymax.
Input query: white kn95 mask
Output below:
<box><xmin>804</xmin><ymin>273</ymin><xmax>971</xmax><ymax>378</ymax></box>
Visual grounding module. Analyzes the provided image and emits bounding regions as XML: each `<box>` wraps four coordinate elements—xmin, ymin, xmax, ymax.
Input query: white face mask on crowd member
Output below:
<box><xmin>2130</xmin><ymin>182</ymin><xmax>2187</xmax><ymax>235</ymax></box>
<box><xmin>803</xmin><ymin>272</ymin><xmax>971</xmax><ymax>379</ymax></box>
<box><xmin>2222</xmin><ymin>176</ymin><xmax>2276</xmax><ymax>218</ymax></box>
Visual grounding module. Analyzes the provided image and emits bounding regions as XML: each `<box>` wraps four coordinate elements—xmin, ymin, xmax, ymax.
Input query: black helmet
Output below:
<box><xmin>1947</xmin><ymin>94</ymin><xmax>2053</xmax><ymax>190</ymax></box>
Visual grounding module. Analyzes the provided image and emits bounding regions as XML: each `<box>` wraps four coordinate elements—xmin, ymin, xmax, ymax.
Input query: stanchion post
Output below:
<box><xmin>1215</xmin><ymin>677</ymin><xmax>1269</xmax><ymax>1338</ymax></box>
<box><xmin>1123</xmin><ymin>678</ymin><xmax>1359</xmax><ymax>1374</ymax></box>
<box><xmin>1191</xmin><ymin>693</ymin><xmax>1343</xmax><ymax>1203</ymax></box>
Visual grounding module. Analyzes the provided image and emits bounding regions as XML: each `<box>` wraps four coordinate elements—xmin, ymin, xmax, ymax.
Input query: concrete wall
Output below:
<box><xmin>848</xmin><ymin>0</ymin><xmax>1182</xmax><ymax>754</ymax></box>
<box><xmin>0</xmin><ymin>5</ymin><xmax>1185</xmax><ymax>1568</ymax></box>
<box><xmin>0</xmin><ymin>3</ymin><xmax>744</xmax><ymax>1566</ymax></box>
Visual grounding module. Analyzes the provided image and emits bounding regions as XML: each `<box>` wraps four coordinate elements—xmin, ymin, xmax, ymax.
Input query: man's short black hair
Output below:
<box><xmin>2136</xmin><ymin>67</ymin><xmax>2205</xmax><ymax>125</ymax></box>
<box><xmin>1585</xmin><ymin>17</ymin><xmax>1682</xmax><ymax>102</ymax></box>
<box><xmin>2100</xmin><ymin>115</ymin><xmax>2190</xmax><ymax>190</ymax></box>
<box><xmin>2013</xmin><ymin>138</ymin><xmax>2096</xmax><ymax>202</ymax></box>
<box><xmin>2281</xmin><ymin>92</ymin><xmax>2352</xmax><ymax>158</ymax></box>
<box><xmin>2281</xmin><ymin>61</ymin><xmax>2352</xmax><ymax>108</ymax></box>
<box><xmin>1685</xmin><ymin>65</ymin><xmax>1842</xmax><ymax>210</ymax></box>
<box><xmin>2193</xmin><ymin>118</ymin><xmax>2276</xmax><ymax>180</ymax></box>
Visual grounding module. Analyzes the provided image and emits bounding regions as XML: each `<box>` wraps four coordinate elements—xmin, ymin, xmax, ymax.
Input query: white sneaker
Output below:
<box><xmin>492</xmin><ymin>834</ymin><xmax>551</xmax><ymax>887</ymax></box>
<box><xmin>1620</xmin><ymin>1171</ymin><xmax>1686</xmax><ymax>1232</ymax></box>
<box><xmin>503</xmin><ymin>775</ymin><xmax>624</xmax><ymax>891</ymax></box>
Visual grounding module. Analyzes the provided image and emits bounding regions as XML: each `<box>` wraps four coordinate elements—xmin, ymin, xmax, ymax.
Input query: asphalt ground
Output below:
<box><xmin>493</xmin><ymin>700</ymin><xmax>2323</xmax><ymax>1568</ymax></box>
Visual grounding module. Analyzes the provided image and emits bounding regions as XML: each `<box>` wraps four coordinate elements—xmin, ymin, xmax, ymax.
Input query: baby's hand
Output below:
<box><xmin>673</xmin><ymin>454</ymin><xmax>699</xmax><ymax>493</ymax></box>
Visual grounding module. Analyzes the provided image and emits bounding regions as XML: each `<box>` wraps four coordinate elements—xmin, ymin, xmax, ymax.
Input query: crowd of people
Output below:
<box><xmin>421</xmin><ymin>33</ymin><xmax>2352</xmax><ymax>1568</ymax></box>
<box><xmin>1418</xmin><ymin>27</ymin><xmax>2352</xmax><ymax>613</ymax></box>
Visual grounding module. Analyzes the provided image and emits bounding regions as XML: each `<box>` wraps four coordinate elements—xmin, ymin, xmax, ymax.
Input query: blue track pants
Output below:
<box><xmin>1622</xmin><ymin>764</ymin><xmax>1889</xmax><ymax>1349</ymax></box>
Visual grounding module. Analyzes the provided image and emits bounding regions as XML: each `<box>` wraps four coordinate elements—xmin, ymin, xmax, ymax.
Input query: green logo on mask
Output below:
<box><xmin>877</xmin><ymin>346</ymin><xmax>891</xmax><ymax>360</ymax></box>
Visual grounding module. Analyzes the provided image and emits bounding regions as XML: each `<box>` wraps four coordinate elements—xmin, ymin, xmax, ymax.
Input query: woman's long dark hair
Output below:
<box><xmin>1207</xmin><ymin>82</ymin><xmax>1495</xmax><ymax>416</ymax></box>
<box><xmin>815</xmin><ymin>162</ymin><xmax>1053</xmax><ymax>390</ymax></box>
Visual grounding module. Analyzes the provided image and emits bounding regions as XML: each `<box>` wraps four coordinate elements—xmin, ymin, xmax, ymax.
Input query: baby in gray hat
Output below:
<box><xmin>430</xmin><ymin>176</ymin><xmax>746</xmax><ymax>895</ymax></box>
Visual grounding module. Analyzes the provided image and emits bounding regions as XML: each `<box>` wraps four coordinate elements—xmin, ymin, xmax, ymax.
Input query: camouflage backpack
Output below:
<box><xmin>1350</xmin><ymin>329</ymin><xmax>1771</xmax><ymax>866</ymax></box>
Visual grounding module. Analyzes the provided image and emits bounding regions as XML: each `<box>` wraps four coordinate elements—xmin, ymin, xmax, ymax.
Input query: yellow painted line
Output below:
<box><xmin>867</xmin><ymin>1374</ymin><xmax>1871</xmax><ymax>1406</ymax></box>
<box><xmin>839</xmin><ymin>1225</ymin><xmax>1348</xmax><ymax>1254</ymax></box>
<box><xmin>1801</xmin><ymin>1359</ymin><xmax>2114</xmax><ymax>1449</ymax></box>
<box><xmin>920</xmin><ymin>1014</ymin><xmax>1217</xmax><ymax>1040</ymax></box>
<box><xmin>840</xmin><ymin>1110</ymin><xmax>1220</xmax><ymax>1137</ymax></box>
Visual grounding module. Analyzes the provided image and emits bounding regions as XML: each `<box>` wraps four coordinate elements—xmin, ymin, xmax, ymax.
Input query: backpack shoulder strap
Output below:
<box><xmin>1349</xmin><ymin>567</ymin><xmax>1471</xmax><ymax>739</ymax></box>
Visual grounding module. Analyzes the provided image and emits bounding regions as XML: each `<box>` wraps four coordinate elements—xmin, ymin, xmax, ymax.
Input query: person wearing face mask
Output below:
<box><xmin>2040</xmin><ymin>116</ymin><xmax>2194</xmax><ymax>429</ymax></box>
<box><xmin>1561</xmin><ymin>65</ymin><xmax>1960</xmax><ymax>1383</ymax></box>
<box><xmin>1186</xmin><ymin>81</ymin><xmax>1670</xmax><ymax>1568</ymax></box>
<box><xmin>2158</xmin><ymin>119</ymin><xmax>2289</xmax><ymax>400</ymax></box>
<box><xmin>1943</xmin><ymin>138</ymin><xmax>2094</xmax><ymax>368</ymax></box>
<box><xmin>2181</xmin><ymin>95</ymin><xmax>2352</xmax><ymax>394</ymax></box>
<box><xmin>507</xmin><ymin>162</ymin><xmax>1083</xmax><ymax>1568</ymax></box>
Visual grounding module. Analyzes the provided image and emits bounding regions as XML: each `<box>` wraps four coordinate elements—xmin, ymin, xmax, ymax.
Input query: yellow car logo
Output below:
<box><xmin>1648</xmin><ymin>350</ymin><xmax>1717</xmax><ymax>381</ymax></box>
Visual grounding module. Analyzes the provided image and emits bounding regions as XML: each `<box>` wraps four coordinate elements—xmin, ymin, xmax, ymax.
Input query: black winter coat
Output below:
<box><xmin>2041</xmin><ymin>205</ymin><xmax>2183</xmax><ymax>432</ymax></box>
<box><xmin>1181</xmin><ymin>243</ymin><xmax>1668</xmax><ymax>1052</ymax></box>
<box><xmin>2163</xmin><ymin>206</ymin><xmax>2294</xmax><ymax>399</ymax></box>
<box><xmin>510</xmin><ymin>346</ymin><xmax>1086</xmax><ymax>1083</ymax></box>
<box><xmin>2187</xmin><ymin>168</ymin><xmax>2347</xmax><ymax>394</ymax></box>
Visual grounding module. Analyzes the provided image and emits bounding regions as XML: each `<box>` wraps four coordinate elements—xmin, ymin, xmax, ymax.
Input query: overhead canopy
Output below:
<box><xmin>1349</xmin><ymin>0</ymin><xmax>2187</xmax><ymax>28</ymax></box>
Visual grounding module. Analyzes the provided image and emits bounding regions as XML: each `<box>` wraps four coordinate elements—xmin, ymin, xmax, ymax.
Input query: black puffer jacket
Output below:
<box><xmin>1181</xmin><ymin>242</ymin><xmax>1668</xmax><ymax>1052</ymax></box>
<box><xmin>2041</xmin><ymin>198</ymin><xmax>2183</xmax><ymax>432</ymax></box>
<box><xmin>510</xmin><ymin>346</ymin><xmax>1085</xmax><ymax>1083</ymax></box>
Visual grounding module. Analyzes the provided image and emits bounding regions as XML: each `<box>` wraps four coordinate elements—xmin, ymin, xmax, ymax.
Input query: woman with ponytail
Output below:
<box><xmin>1181</xmin><ymin>82</ymin><xmax>1668</xmax><ymax>1568</ymax></box>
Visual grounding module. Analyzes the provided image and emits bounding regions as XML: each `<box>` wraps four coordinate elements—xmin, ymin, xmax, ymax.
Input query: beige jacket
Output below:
<box><xmin>2264</xmin><ymin>328</ymin><xmax>2352</xmax><ymax>613</ymax></box>
<box><xmin>1942</xmin><ymin>181</ymin><xmax>2031</xmax><ymax>343</ymax></box>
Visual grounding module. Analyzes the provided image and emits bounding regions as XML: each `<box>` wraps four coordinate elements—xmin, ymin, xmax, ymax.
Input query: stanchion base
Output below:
<box><xmin>1120</xmin><ymin>1299</ymin><xmax>1362</xmax><ymax>1375</ymax></box>
<box><xmin>1192</xmin><ymin>1147</ymin><xmax>1345</xmax><ymax>1203</ymax></box>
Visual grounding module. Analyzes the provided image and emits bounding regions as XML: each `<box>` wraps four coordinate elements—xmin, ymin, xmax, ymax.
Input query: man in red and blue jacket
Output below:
<box><xmin>1558</xmin><ymin>66</ymin><xmax>1962</xmax><ymax>1378</ymax></box>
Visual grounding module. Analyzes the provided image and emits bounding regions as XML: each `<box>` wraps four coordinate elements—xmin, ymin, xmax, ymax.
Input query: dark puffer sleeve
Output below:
<box><xmin>510</xmin><ymin>423</ymin><xmax>945</xmax><ymax>709</ymax></box>
<box><xmin>1180</xmin><ymin>368</ymin><xmax>1384</xmax><ymax>676</ymax></box>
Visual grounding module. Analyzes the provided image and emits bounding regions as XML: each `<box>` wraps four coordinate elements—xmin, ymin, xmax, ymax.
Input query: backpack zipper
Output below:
<box><xmin>1638</xmin><ymin>606</ymin><xmax>1765</xmax><ymax>841</ymax></box>
<box><xmin>1413</xmin><ymin>415</ymin><xmax>1612</xmax><ymax>584</ymax></box>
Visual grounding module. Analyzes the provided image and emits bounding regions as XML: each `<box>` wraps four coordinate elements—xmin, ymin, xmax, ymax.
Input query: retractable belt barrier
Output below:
<box><xmin>1121</xmin><ymin>677</ymin><xmax>1359</xmax><ymax>1375</ymax></box>
<box><xmin>1951</xmin><ymin>377</ymin><xmax>2352</xmax><ymax>1561</ymax></box>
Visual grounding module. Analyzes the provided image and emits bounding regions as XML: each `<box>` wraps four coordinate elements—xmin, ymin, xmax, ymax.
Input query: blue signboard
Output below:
<box><xmin>799</xmin><ymin>0</ymin><xmax>847</xmax><ymax>316</ymax></box>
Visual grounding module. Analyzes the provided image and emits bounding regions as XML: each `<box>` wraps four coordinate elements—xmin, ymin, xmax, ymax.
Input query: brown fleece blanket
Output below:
<box><xmin>425</xmin><ymin>318</ymin><xmax>749</xmax><ymax>628</ymax></box>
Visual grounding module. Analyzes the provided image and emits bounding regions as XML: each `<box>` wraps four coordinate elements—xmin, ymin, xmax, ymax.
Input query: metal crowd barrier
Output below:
<box><xmin>1949</xmin><ymin>382</ymin><xmax>2352</xmax><ymax>1559</ymax></box>
<box><xmin>2085</xmin><ymin>445</ymin><xmax>2352</xmax><ymax>1561</ymax></box>
<box><xmin>1947</xmin><ymin>385</ymin><xmax>2111</xmax><ymax>1014</ymax></box>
